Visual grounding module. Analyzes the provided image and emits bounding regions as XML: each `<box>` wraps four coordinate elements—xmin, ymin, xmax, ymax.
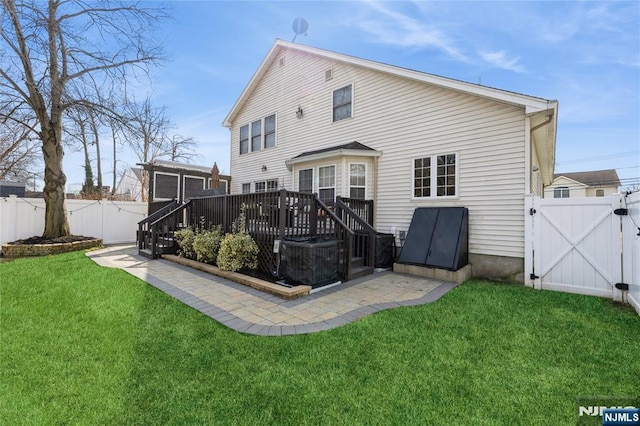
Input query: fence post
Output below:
<box><xmin>611</xmin><ymin>194</ymin><xmax>624</xmax><ymax>302</ymax></box>
<box><xmin>524</xmin><ymin>195</ymin><xmax>535</xmax><ymax>288</ymax></box>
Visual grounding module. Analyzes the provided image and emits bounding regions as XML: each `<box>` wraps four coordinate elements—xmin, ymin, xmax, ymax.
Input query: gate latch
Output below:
<box><xmin>530</xmin><ymin>273</ymin><xmax>539</xmax><ymax>280</ymax></box>
<box><xmin>529</xmin><ymin>208</ymin><xmax>537</xmax><ymax>216</ymax></box>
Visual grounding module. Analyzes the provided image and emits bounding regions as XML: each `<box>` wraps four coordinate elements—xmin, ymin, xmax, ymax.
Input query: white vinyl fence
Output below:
<box><xmin>525</xmin><ymin>192</ymin><xmax>640</xmax><ymax>316</ymax></box>
<box><xmin>623</xmin><ymin>192</ymin><xmax>640</xmax><ymax>315</ymax></box>
<box><xmin>0</xmin><ymin>195</ymin><xmax>148</xmax><ymax>254</ymax></box>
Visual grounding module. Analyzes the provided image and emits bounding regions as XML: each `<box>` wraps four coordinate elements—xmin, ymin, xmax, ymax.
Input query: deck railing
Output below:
<box><xmin>142</xmin><ymin>190</ymin><xmax>372</xmax><ymax>281</ymax></box>
<box><xmin>337</xmin><ymin>196</ymin><xmax>374</xmax><ymax>226</ymax></box>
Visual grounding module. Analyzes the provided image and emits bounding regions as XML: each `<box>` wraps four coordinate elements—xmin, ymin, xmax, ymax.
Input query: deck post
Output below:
<box><xmin>310</xmin><ymin>194</ymin><xmax>318</xmax><ymax>237</ymax></box>
<box><xmin>278</xmin><ymin>189</ymin><xmax>287</xmax><ymax>240</ymax></box>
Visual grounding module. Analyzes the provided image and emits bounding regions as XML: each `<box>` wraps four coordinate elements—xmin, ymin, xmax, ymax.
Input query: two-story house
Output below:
<box><xmin>223</xmin><ymin>40</ymin><xmax>558</xmax><ymax>281</ymax></box>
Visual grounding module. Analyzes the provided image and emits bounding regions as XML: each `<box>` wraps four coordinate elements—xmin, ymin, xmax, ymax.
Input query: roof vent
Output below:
<box><xmin>325</xmin><ymin>68</ymin><xmax>333</xmax><ymax>81</ymax></box>
<box><xmin>279</xmin><ymin>57</ymin><xmax>285</xmax><ymax>67</ymax></box>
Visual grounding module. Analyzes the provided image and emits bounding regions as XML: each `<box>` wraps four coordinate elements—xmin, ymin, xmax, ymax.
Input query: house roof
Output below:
<box><xmin>553</xmin><ymin>169</ymin><xmax>621</xmax><ymax>188</ymax></box>
<box><xmin>223</xmin><ymin>39</ymin><xmax>558</xmax><ymax>185</ymax></box>
<box><xmin>292</xmin><ymin>141</ymin><xmax>377</xmax><ymax>159</ymax></box>
<box><xmin>285</xmin><ymin>141</ymin><xmax>381</xmax><ymax>170</ymax></box>
<box><xmin>223</xmin><ymin>39</ymin><xmax>558</xmax><ymax>128</ymax></box>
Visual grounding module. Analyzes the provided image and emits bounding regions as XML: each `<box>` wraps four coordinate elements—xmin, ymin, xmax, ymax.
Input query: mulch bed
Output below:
<box><xmin>6</xmin><ymin>235</ymin><xmax>97</xmax><ymax>245</ymax></box>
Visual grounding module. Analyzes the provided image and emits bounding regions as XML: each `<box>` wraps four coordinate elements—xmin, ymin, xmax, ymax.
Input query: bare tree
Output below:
<box><xmin>166</xmin><ymin>134</ymin><xmax>200</xmax><ymax>162</ymax></box>
<box><xmin>0</xmin><ymin>109</ymin><xmax>41</xmax><ymax>184</ymax></box>
<box><xmin>122</xmin><ymin>97</ymin><xmax>171</xmax><ymax>201</ymax></box>
<box><xmin>0</xmin><ymin>0</ymin><xmax>165</xmax><ymax>237</ymax></box>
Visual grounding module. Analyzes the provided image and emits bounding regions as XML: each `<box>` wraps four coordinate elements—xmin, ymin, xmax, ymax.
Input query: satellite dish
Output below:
<box><xmin>291</xmin><ymin>18</ymin><xmax>308</xmax><ymax>43</ymax></box>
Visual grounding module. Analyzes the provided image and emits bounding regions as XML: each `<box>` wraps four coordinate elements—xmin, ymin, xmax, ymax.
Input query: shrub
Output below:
<box><xmin>174</xmin><ymin>227</ymin><xmax>196</xmax><ymax>259</ymax></box>
<box><xmin>216</xmin><ymin>232</ymin><xmax>259</xmax><ymax>272</ymax></box>
<box><xmin>192</xmin><ymin>225</ymin><xmax>224</xmax><ymax>264</ymax></box>
<box><xmin>217</xmin><ymin>205</ymin><xmax>259</xmax><ymax>272</ymax></box>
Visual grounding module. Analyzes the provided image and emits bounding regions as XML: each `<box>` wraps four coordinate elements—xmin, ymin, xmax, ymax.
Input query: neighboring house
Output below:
<box><xmin>115</xmin><ymin>167</ymin><xmax>144</xmax><ymax>201</ymax></box>
<box><xmin>544</xmin><ymin>169</ymin><xmax>621</xmax><ymax>198</ymax></box>
<box><xmin>223</xmin><ymin>40</ymin><xmax>558</xmax><ymax>281</ymax></box>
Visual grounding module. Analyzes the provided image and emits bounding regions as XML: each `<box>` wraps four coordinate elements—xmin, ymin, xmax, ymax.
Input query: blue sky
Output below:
<box><xmin>64</xmin><ymin>0</ymin><xmax>640</xmax><ymax>191</ymax></box>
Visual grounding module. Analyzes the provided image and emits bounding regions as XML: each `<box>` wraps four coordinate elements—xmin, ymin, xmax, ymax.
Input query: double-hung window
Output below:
<box><xmin>349</xmin><ymin>163</ymin><xmax>366</xmax><ymax>199</ymax></box>
<box><xmin>332</xmin><ymin>84</ymin><xmax>352</xmax><ymax>122</ymax></box>
<box><xmin>264</xmin><ymin>114</ymin><xmax>276</xmax><ymax>148</ymax></box>
<box><xmin>251</xmin><ymin>120</ymin><xmax>262</xmax><ymax>152</ymax></box>
<box><xmin>299</xmin><ymin>169</ymin><xmax>313</xmax><ymax>193</ymax></box>
<box><xmin>239</xmin><ymin>125</ymin><xmax>249</xmax><ymax>155</ymax></box>
<box><xmin>413</xmin><ymin>153</ymin><xmax>457</xmax><ymax>198</ymax></box>
<box><xmin>241</xmin><ymin>183</ymin><xmax>251</xmax><ymax>194</ymax></box>
<box><xmin>318</xmin><ymin>165</ymin><xmax>336</xmax><ymax>204</ymax></box>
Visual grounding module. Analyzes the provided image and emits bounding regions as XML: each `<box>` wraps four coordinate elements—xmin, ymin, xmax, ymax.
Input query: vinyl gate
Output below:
<box><xmin>525</xmin><ymin>193</ymin><xmax>639</xmax><ymax>314</ymax></box>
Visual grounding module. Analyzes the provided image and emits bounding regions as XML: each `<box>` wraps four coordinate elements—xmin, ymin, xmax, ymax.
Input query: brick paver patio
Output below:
<box><xmin>87</xmin><ymin>245</ymin><xmax>457</xmax><ymax>336</ymax></box>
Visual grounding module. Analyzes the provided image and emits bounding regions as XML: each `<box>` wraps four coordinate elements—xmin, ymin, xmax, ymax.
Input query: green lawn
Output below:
<box><xmin>1</xmin><ymin>251</ymin><xmax>638</xmax><ymax>425</ymax></box>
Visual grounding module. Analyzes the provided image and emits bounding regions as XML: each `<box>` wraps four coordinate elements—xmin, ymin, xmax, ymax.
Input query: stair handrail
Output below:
<box><xmin>315</xmin><ymin>196</ymin><xmax>355</xmax><ymax>280</ymax></box>
<box><xmin>148</xmin><ymin>200</ymin><xmax>193</xmax><ymax>259</ymax></box>
<box><xmin>137</xmin><ymin>199</ymin><xmax>179</xmax><ymax>252</ymax></box>
<box><xmin>138</xmin><ymin>199</ymin><xmax>179</xmax><ymax>226</ymax></box>
<box><xmin>335</xmin><ymin>197</ymin><xmax>376</xmax><ymax>269</ymax></box>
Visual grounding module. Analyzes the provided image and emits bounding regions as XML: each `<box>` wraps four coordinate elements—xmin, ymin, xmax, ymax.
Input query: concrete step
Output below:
<box><xmin>350</xmin><ymin>265</ymin><xmax>374</xmax><ymax>280</ymax></box>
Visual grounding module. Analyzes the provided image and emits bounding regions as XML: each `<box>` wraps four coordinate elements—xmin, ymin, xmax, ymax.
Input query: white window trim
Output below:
<box><xmin>153</xmin><ymin>171</ymin><xmax>180</xmax><ymax>201</ymax></box>
<box><xmin>239</xmin><ymin>113</ymin><xmax>277</xmax><ymax>155</ymax></box>
<box><xmin>208</xmin><ymin>178</ymin><xmax>228</xmax><ymax>193</ymax></box>
<box><xmin>241</xmin><ymin>183</ymin><xmax>251</xmax><ymax>194</ymax></box>
<box><xmin>297</xmin><ymin>167</ymin><xmax>314</xmax><ymax>193</ymax></box>
<box><xmin>348</xmin><ymin>162</ymin><xmax>367</xmax><ymax>199</ymax></box>
<box><xmin>331</xmin><ymin>82</ymin><xmax>354</xmax><ymax>123</ymax></box>
<box><xmin>183</xmin><ymin>175</ymin><xmax>206</xmax><ymax>200</ymax></box>
<box><xmin>410</xmin><ymin>153</ymin><xmax>459</xmax><ymax>200</ymax></box>
<box><xmin>318</xmin><ymin>164</ymin><xmax>337</xmax><ymax>203</ymax></box>
<box><xmin>264</xmin><ymin>113</ymin><xmax>277</xmax><ymax>149</ymax></box>
<box><xmin>554</xmin><ymin>186</ymin><xmax>570</xmax><ymax>198</ymax></box>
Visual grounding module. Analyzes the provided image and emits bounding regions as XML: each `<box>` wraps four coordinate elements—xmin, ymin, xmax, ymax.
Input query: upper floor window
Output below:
<box><xmin>240</xmin><ymin>114</ymin><xmax>276</xmax><ymax>155</ymax></box>
<box><xmin>264</xmin><ymin>114</ymin><xmax>276</xmax><ymax>148</ymax></box>
<box><xmin>554</xmin><ymin>187</ymin><xmax>569</xmax><ymax>198</ymax></box>
<box><xmin>596</xmin><ymin>189</ymin><xmax>604</xmax><ymax>197</ymax></box>
<box><xmin>251</xmin><ymin>120</ymin><xmax>262</xmax><ymax>152</ymax></box>
<box><xmin>413</xmin><ymin>153</ymin><xmax>457</xmax><ymax>198</ymax></box>
<box><xmin>333</xmin><ymin>84</ymin><xmax>352</xmax><ymax>122</ymax></box>
<box><xmin>239</xmin><ymin>125</ymin><xmax>249</xmax><ymax>155</ymax></box>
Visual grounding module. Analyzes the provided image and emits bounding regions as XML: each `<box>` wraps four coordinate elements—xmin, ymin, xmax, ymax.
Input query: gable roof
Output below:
<box><xmin>553</xmin><ymin>169</ymin><xmax>621</xmax><ymax>188</ymax></box>
<box><xmin>223</xmin><ymin>39</ymin><xmax>558</xmax><ymax>128</ymax></box>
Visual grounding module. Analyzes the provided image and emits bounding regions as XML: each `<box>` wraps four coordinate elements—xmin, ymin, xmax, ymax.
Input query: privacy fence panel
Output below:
<box><xmin>623</xmin><ymin>191</ymin><xmax>640</xmax><ymax>315</ymax></box>
<box><xmin>0</xmin><ymin>196</ymin><xmax>147</xmax><ymax>254</ymax></box>
<box><xmin>526</xmin><ymin>195</ymin><xmax>623</xmax><ymax>301</ymax></box>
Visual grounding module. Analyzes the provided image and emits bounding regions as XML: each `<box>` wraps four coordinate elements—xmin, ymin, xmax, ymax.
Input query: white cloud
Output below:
<box><xmin>479</xmin><ymin>50</ymin><xmax>526</xmax><ymax>73</ymax></box>
<box><xmin>357</xmin><ymin>1</ymin><xmax>469</xmax><ymax>62</ymax></box>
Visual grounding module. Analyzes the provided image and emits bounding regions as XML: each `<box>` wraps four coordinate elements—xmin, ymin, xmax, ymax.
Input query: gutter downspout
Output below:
<box><xmin>530</xmin><ymin>112</ymin><xmax>555</xmax><ymax>194</ymax></box>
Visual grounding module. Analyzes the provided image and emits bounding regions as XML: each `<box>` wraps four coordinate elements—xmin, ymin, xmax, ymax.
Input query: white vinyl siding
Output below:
<box><xmin>229</xmin><ymin>49</ymin><xmax>529</xmax><ymax>258</ymax></box>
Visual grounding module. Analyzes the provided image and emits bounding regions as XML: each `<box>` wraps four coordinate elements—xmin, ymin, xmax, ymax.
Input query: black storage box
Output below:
<box><xmin>373</xmin><ymin>233</ymin><xmax>395</xmax><ymax>268</ymax></box>
<box><xmin>280</xmin><ymin>237</ymin><xmax>338</xmax><ymax>288</ymax></box>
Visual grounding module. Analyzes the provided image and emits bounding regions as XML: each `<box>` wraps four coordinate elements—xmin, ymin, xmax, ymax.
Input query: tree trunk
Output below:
<box><xmin>41</xmin><ymin>124</ymin><xmax>70</xmax><ymax>238</ymax></box>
